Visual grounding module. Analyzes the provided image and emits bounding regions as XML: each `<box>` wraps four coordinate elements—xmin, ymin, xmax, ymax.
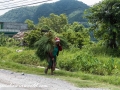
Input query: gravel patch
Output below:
<box><xmin>0</xmin><ymin>69</ymin><xmax>108</xmax><ymax>90</ymax></box>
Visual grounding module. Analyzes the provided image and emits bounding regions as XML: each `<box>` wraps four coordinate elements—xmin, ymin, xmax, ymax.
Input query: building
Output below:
<box><xmin>0</xmin><ymin>22</ymin><xmax>28</xmax><ymax>36</ymax></box>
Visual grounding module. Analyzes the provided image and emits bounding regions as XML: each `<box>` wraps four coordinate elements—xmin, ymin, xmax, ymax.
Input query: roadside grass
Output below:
<box><xmin>0</xmin><ymin>60</ymin><xmax>120</xmax><ymax>90</ymax></box>
<box><xmin>0</xmin><ymin>60</ymin><xmax>43</xmax><ymax>75</ymax></box>
<box><xmin>0</xmin><ymin>46</ymin><xmax>120</xmax><ymax>90</ymax></box>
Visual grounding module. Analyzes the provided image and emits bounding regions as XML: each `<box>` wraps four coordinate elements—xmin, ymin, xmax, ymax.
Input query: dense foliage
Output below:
<box><xmin>34</xmin><ymin>31</ymin><xmax>69</xmax><ymax>61</ymax></box>
<box><xmin>34</xmin><ymin>31</ymin><xmax>55</xmax><ymax>60</ymax></box>
<box><xmin>0</xmin><ymin>33</ymin><xmax>19</xmax><ymax>46</ymax></box>
<box><xmin>23</xmin><ymin>29</ymin><xmax>42</xmax><ymax>47</ymax></box>
<box><xmin>85</xmin><ymin>0</ymin><xmax>120</xmax><ymax>48</ymax></box>
<box><xmin>37</xmin><ymin>13</ymin><xmax>68</xmax><ymax>33</ymax></box>
<box><xmin>24</xmin><ymin>13</ymin><xmax>90</xmax><ymax>49</ymax></box>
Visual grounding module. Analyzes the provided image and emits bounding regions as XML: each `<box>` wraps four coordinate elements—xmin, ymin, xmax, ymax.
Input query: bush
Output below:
<box><xmin>9</xmin><ymin>51</ymin><xmax>41</xmax><ymax>66</ymax></box>
<box><xmin>58</xmin><ymin>49</ymin><xmax>119</xmax><ymax>75</ymax></box>
<box><xmin>0</xmin><ymin>47</ymin><xmax>12</xmax><ymax>59</ymax></box>
<box><xmin>86</xmin><ymin>41</ymin><xmax>120</xmax><ymax>57</ymax></box>
<box><xmin>58</xmin><ymin>57</ymin><xmax>77</xmax><ymax>71</ymax></box>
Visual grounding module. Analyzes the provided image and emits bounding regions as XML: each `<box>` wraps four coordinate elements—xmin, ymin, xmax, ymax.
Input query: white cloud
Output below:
<box><xmin>78</xmin><ymin>0</ymin><xmax>102</xmax><ymax>5</ymax></box>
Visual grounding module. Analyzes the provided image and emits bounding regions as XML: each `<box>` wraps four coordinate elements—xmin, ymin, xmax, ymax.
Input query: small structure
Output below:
<box><xmin>13</xmin><ymin>31</ymin><xmax>25</xmax><ymax>40</ymax></box>
<box><xmin>13</xmin><ymin>31</ymin><xmax>26</xmax><ymax>46</ymax></box>
<box><xmin>0</xmin><ymin>22</ymin><xmax>28</xmax><ymax>36</ymax></box>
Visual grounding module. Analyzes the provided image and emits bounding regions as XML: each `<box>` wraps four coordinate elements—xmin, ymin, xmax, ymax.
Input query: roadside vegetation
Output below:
<box><xmin>0</xmin><ymin>46</ymin><xmax>120</xmax><ymax>90</ymax></box>
<box><xmin>0</xmin><ymin>0</ymin><xmax>120</xmax><ymax>90</ymax></box>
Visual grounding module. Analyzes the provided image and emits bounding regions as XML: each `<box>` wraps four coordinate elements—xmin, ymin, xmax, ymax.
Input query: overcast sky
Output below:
<box><xmin>0</xmin><ymin>0</ymin><xmax>102</xmax><ymax>16</ymax></box>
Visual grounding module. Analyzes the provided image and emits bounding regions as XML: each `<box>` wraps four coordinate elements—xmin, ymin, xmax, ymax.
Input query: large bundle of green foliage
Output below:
<box><xmin>34</xmin><ymin>31</ymin><xmax>54</xmax><ymax>61</ymax></box>
<box><xmin>34</xmin><ymin>31</ymin><xmax>69</xmax><ymax>61</ymax></box>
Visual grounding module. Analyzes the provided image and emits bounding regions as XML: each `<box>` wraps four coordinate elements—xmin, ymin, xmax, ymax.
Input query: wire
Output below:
<box><xmin>0</xmin><ymin>0</ymin><xmax>55</xmax><ymax>10</ymax></box>
<box><xmin>0</xmin><ymin>0</ymin><xmax>14</xmax><ymax>3</ymax></box>
<box><xmin>0</xmin><ymin>0</ymin><xmax>83</xmax><ymax>17</ymax></box>
<box><xmin>0</xmin><ymin>0</ymin><xmax>36</xmax><ymax>7</ymax></box>
<box><xmin>0</xmin><ymin>0</ymin><xmax>54</xmax><ymax>7</ymax></box>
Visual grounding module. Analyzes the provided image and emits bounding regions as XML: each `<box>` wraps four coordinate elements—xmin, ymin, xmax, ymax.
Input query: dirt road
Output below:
<box><xmin>0</xmin><ymin>69</ymin><xmax>107</xmax><ymax>90</ymax></box>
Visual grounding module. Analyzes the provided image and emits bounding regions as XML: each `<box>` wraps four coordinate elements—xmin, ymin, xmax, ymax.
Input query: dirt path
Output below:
<box><xmin>0</xmin><ymin>69</ymin><xmax>107</xmax><ymax>90</ymax></box>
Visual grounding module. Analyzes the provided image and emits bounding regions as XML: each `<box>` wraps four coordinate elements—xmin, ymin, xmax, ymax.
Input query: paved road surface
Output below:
<box><xmin>0</xmin><ymin>69</ymin><xmax>108</xmax><ymax>90</ymax></box>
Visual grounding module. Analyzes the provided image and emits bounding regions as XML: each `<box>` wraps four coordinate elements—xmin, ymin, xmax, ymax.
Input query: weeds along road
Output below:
<box><xmin>0</xmin><ymin>69</ymin><xmax>107</xmax><ymax>90</ymax></box>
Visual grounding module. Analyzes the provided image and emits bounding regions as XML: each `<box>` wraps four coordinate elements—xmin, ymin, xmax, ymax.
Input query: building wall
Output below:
<box><xmin>0</xmin><ymin>22</ymin><xmax>28</xmax><ymax>36</ymax></box>
<box><xmin>3</xmin><ymin>22</ymin><xmax>28</xmax><ymax>30</ymax></box>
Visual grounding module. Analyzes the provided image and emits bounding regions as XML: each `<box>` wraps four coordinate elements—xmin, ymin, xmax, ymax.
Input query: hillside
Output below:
<box><xmin>0</xmin><ymin>0</ymin><xmax>89</xmax><ymax>26</ymax></box>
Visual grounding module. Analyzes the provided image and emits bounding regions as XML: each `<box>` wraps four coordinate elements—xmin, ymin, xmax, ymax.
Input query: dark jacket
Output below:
<box><xmin>49</xmin><ymin>44</ymin><xmax>62</xmax><ymax>58</ymax></box>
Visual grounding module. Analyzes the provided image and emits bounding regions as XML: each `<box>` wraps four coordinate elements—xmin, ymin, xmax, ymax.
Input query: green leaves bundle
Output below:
<box><xmin>34</xmin><ymin>32</ymin><xmax>54</xmax><ymax>61</ymax></box>
<box><xmin>35</xmin><ymin>31</ymin><xmax>69</xmax><ymax>61</ymax></box>
<box><xmin>59</xmin><ymin>36</ymin><xmax>69</xmax><ymax>49</ymax></box>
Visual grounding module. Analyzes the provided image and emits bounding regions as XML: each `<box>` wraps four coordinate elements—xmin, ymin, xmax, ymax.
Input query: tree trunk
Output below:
<box><xmin>107</xmin><ymin>32</ymin><xmax>118</xmax><ymax>49</ymax></box>
<box><xmin>109</xmin><ymin>39</ymin><xmax>117</xmax><ymax>49</ymax></box>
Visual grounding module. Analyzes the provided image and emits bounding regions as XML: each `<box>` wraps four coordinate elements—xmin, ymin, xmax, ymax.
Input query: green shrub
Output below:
<box><xmin>58</xmin><ymin>49</ymin><xmax>120</xmax><ymax>75</ymax></box>
<box><xmin>0</xmin><ymin>47</ymin><xmax>12</xmax><ymax>59</ymax></box>
<box><xmin>58</xmin><ymin>57</ymin><xmax>77</xmax><ymax>71</ymax></box>
<box><xmin>85</xmin><ymin>42</ymin><xmax>120</xmax><ymax>57</ymax></box>
<box><xmin>1</xmin><ymin>46</ymin><xmax>120</xmax><ymax>76</ymax></box>
<box><xmin>9</xmin><ymin>51</ymin><xmax>41</xmax><ymax>66</ymax></box>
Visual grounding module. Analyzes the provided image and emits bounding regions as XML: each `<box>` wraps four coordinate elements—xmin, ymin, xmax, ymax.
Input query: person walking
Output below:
<box><xmin>45</xmin><ymin>37</ymin><xmax>62</xmax><ymax>75</ymax></box>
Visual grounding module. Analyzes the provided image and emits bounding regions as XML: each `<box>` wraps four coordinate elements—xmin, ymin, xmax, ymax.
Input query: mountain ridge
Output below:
<box><xmin>0</xmin><ymin>0</ymin><xmax>89</xmax><ymax>26</ymax></box>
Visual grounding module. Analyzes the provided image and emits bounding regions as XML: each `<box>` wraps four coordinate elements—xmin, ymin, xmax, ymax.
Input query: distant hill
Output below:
<box><xmin>0</xmin><ymin>0</ymin><xmax>90</xmax><ymax>27</ymax></box>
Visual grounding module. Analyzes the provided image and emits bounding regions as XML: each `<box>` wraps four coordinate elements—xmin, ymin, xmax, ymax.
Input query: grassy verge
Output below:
<box><xmin>0</xmin><ymin>60</ymin><xmax>120</xmax><ymax>90</ymax></box>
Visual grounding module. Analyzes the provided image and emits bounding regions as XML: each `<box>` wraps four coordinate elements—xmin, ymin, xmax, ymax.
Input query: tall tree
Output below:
<box><xmin>85</xmin><ymin>0</ymin><xmax>120</xmax><ymax>48</ymax></box>
<box><xmin>62</xmin><ymin>22</ymin><xmax>90</xmax><ymax>48</ymax></box>
<box><xmin>37</xmin><ymin>13</ymin><xmax>68</xmax><ymax>33</ymax></box>
<box><xmin>25</xmin><ymin>19</ymin><xmax>36</xmax><ymax>30</ymax></box>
